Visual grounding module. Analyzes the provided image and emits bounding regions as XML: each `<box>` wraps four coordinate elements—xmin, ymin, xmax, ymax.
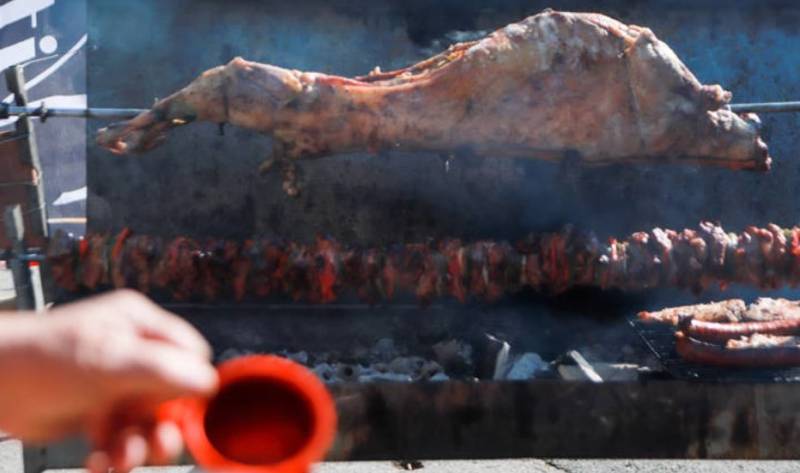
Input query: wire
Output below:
<box><xmin>0</xmin><ymin>180</ymin><xmax>35</xmax><ymax>188</ymax></box>
<box><xmin>0</xmin><ymin>204</ymin><xmax>47</xmax><ymax>223</ymax></box>
<box><xmin>0</xmin><ymin>133</ymin><xmax>29</xmax><ymax>145</ymax></box>
<box><xmin>17</xmin><ymin>54</ymin><xmax>60</xmax><ymax>69</ymax></box>
<box><xmin>22</xmin><ymin>204</ymin><xmax>46</xmax><ymax>215</ymax></box>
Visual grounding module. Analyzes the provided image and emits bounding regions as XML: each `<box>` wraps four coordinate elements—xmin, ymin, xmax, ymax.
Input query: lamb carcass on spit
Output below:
<box><xmin>97</xmin><ymin>10</ymin><xmax>770</xmax><ymax>195</ymax></box>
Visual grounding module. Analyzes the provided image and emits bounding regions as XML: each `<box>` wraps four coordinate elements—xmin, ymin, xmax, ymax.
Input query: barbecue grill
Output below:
<box><xmin>6</xmin><ymin>0</ymin><xmax>800</xmax><ymax>469</ymax></box>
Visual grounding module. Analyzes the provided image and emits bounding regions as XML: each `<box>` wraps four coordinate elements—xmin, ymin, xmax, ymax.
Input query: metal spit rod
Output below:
<box><xmin>1</xmin><ymin>102</ymin><xmax>800</xmax><ymax>121</ymax></box>
<box><xmin>0</xmin><ymin>104</ymin><xmax>148</xmax><ymax>120</ymax></box>
<box><xmin>728</xmin><ymin>102</ymin><xmax>800</xmax><ymax>113</ymax></box>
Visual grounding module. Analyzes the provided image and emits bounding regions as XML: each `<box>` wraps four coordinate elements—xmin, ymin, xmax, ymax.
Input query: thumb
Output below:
<box><xmin>113</xmin><ymin>340</ymin><xmax>218</xmax><ymax>401</ymax></box>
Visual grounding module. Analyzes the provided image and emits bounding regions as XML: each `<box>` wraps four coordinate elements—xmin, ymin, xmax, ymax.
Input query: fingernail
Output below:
<box><xmin>85</xmin><ymin>451</ymin><xmax>111</xmax><ymax>473</ymax></box>
<box><xmin>121</xmin><ymin>430</ymin><xmax>148</xmax><ymax>472</ymax></box>
<box><xmin>152</xmin><ymin>421</ymin><xmax>183</xmax><ymax>464</ymax></box>
<box><xmin>183</xmin><ymin>362</ymin><xmax>219</xmax><ymax>395</ymax></box>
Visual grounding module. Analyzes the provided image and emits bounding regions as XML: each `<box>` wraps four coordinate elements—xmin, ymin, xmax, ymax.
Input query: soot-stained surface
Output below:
<box><xmin>169</xmin><ymin>288</ymin><xmax>654</xmax><ymax>375</ymax></box>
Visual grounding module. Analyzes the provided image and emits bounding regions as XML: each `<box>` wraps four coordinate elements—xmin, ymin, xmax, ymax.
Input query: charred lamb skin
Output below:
<box><xmin>97</xmin><ymin>10</ymin><xmax>770</xmax><ymax>184</ymax></box>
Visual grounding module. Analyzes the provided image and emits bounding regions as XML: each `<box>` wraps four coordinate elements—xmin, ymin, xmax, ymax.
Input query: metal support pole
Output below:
<box><xmin>4</xmin><ymin>205</ymin><xmax>33</xmax><ymax>311</ymax></box>
<box><xmin>5</xmin><ymin>66</ymin><xmax>48</xmax><ymax>242</ymax></box>
<box><xmin>728</xmin><ymin>101</ymin><xmax>800</xmax><ymax>113</ymax></box>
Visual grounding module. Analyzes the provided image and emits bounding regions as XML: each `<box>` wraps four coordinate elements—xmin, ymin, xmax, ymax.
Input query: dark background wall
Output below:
<box><xmin>86</xmin><ymin>0</ymin><xmax>800</xmax><ymax>313</ymax></box>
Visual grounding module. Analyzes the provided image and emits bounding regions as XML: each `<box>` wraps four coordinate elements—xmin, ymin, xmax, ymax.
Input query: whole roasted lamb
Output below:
<box><xmin>97</xmin><ymin>10</ymin><xmax>770</xmax><ymax>195</ymax></box>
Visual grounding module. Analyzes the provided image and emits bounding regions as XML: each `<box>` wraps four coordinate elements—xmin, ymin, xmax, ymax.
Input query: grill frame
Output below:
<box><xmin>26</xmin><ymin>379</ymin><xmax>800</xmax><ymax>465</ymax></box>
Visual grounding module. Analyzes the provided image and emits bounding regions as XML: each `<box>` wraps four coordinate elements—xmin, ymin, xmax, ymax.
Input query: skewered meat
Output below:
<box><xmin>96</xmin><ymin>10</ymin><xmax>770</xmax><ymax>196</ymax></box>
<box><xmin>45</xmin><ymin>223</ymin><xmax>800</xmax><ymax>303</ymax></box>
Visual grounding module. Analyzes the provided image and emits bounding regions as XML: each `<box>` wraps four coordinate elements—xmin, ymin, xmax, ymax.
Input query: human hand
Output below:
<box><xmin>0</xmin><ymin>289</ymin><xmax>218</xmax><ymax>473</ymax></box>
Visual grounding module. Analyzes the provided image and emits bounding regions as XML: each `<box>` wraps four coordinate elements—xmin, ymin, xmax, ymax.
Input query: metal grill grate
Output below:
<box><xmin>629</xmin><ymin>318</ymin><xmax>800</xmax><ymax>382</ymax></box>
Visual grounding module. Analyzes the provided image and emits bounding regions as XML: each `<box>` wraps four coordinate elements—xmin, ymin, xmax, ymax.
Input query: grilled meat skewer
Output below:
<box><xmin>97</xmin><ymin>10</ymin><xmax>770</xmax><ymax>196</ymax></box>
<box><xmin>43</xmin><ymin>222</ymin><xmax>800</xmax><ymax>303</ymax></box>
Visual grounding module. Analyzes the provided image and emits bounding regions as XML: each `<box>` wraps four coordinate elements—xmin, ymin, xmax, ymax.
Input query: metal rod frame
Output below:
<box><xmin>2</xmin><ymin>100</ymin><xmax>800</xmax><ymax>123</ymax></box>
<box><xmin>0</xmin><ymin>104</ymin><xmax>147</xmax><ymax>121</ymax></box>
<box><xmin>728</xmin><ymin>102</ymin><xmax>800</xmax><ymax>113</ymax></box>
<box><xmin>3</xmin><ymin>102</ymin><xmax>800</xmax><ymax>120</ymax></box>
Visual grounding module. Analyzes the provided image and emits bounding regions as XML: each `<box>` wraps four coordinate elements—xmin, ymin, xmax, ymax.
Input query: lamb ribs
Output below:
<box><xmin>45</xmin><ymin>222</ymin><xmax>800</xmax><ymax>303</ymax></box>
<box><xmin>96</xmin><ymin>10</ymin><xmax>770</xmax><ymax>196</ymax></box>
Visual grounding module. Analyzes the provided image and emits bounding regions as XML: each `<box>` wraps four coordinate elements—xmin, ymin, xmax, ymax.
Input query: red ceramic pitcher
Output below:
<box><xmin>160</xmin><ymin>355</ymin><xmax>337</xmax><ymax>473</ymax></box>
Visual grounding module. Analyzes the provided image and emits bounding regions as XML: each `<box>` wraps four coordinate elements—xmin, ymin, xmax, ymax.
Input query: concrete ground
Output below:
<box><xmin>39</xmin><ymin>460</ymin><xmax>800</xmax><ymax>473</ymax></box>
